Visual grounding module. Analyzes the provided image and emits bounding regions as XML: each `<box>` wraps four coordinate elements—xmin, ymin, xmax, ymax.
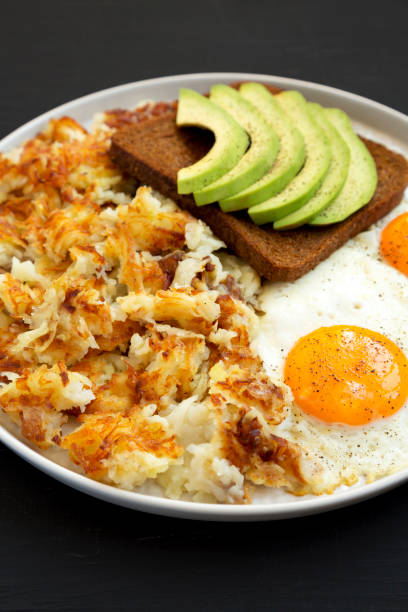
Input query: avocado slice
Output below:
<box><xmin>274</xmin><ymin>103</ymin><xmax>350</xmax><ymax>230</ymax></box>
<box><xmin>193</xmin><ymin>85</ymin><xmax>280</xmax><ymax>206</ymax></box>
<box><xmin>248</xmin><ymin>91</ymin><xmax>331</xmax><ymax>225</ymax></box>
<box><xmin>219</xmin><ymin>83</ymin><xmax>305</xmax><ymax>212</ymax></box>
<box><xmin>177</xmin><ymin>88</ymin><xmax>249</xmax><ymax>195</ymax></box>
<box><xmin>309</xmin><ymin>108</ymin><xmax>378</xmax><ymax>225</ymax></box>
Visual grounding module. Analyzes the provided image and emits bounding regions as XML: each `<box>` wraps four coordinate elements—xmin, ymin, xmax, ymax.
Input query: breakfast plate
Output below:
<box><xmin>1</xmin><ymin>72</ymin><xmax>408</xmax><ymax>521</ymax></box>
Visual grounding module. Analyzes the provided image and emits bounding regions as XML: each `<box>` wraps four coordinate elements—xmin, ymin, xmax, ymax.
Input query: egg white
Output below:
<box><xmin>256</xmin><ymin>193</ymin><xmax>408</xmax><ymax>494</ymax></box>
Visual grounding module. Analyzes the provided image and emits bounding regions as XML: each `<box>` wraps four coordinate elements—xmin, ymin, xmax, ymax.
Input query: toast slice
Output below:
<box><xmin>109</xmin><ymin>92</ymin><xmax>408</xmax><ymax>282</ymax></box>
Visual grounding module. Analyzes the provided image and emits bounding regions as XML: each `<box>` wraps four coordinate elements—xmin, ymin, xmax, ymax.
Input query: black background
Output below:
<box><xmin>1</xmin><ymin>1</ymin><xmax>408</xmax><ymax>610</ymax></box>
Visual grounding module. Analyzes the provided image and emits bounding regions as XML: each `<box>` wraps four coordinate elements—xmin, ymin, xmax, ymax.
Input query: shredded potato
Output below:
<box><xmin>0</xmin><ymin>106</ymin><xmax>316</xmax><ymax>503</ymax></box>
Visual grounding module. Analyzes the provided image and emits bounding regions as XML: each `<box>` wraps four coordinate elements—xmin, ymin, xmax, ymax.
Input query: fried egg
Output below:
<box><xmin>380</xmin><ymin>211</ymin><xmax>408</xmax><ymax>277</ymax></box>
<box><xmin>257</xmin><ymin>194</ymin><xmax>408</xmax><ymax>493</ymax></box>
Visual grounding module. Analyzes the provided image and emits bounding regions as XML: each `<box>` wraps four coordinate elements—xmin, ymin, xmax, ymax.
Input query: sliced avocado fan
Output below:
<box><xmin>309</xmin><ymin>108</ymin><xmax>378</xmax><ymax>225</ymax></box>
<box><xmin>177</xmin><ymin>88</ymin><xmax>249</xmax><ymax>195</ymax></box>
<box><xmin>219</xmin><ymin>83</ymin><xmax>305</xmax><ymax>212</ymax></box>
<box><xmin>193</xmin><ymin>85</ymin><xmax>280</xmax><ymax>206</ymax></box>
<box><xmin>274</xmin><ymin>102</ymin><xmax>350</xmax><ymax>230</ymax></box>
<box><xmin>249</xmin><ymin>91</ymin><xmax>331</xmax><ymax>225</ymax></box>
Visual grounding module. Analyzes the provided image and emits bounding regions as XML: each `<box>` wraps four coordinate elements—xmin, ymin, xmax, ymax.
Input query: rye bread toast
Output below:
<box><xmin>109</xmin><ymin>92</ymin><xmax>408</xmax><ymax>282</ymax></box>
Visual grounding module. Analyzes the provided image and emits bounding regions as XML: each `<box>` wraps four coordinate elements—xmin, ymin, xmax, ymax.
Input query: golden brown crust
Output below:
<box><xmin>218</xmin><ymin>413</ymin><xmax>306</xmax><ymax>491</ymax></box>
<box><xmin>109</xmin><ymin>96</ymin><xmax>408</xmax><ymax>282</ymax></box>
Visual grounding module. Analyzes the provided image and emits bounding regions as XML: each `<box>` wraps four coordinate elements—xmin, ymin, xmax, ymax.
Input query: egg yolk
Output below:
<box><xmin>380</xmin><ymin>212</ymin><xmax>408</xmax><ymax>276</ymax></box>
<box><xmin>284</xmin><ymin>325</ymin><xmax>408</xmax><ymax>426</ymax></box>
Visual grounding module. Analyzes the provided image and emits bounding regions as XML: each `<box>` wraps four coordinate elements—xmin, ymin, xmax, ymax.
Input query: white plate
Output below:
<box><xmin>1</xmin><ymin>72</ymin><xmax>408</xmax><ymax>522</ymax></box>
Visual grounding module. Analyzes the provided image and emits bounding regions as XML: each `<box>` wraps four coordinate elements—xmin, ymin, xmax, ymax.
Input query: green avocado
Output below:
<box><xmin>193</xmin><ymin>85</ymin><xmax>279</xmax><ymax>206</ymax></box>
<box><xmin>274</xmin><ymin>102</ymin><xmax>350</xmax><ymax>230</ymax></box>
<box><xmin>176</xmin><ymin>88</ymin><xmax>249</xmax><ymax>195</ymax></box>
<box><xmin>309</xmin><ymin>108</ymin><xmax>378</xmax><ymax>225</ymax></box>
<box><xmin>219</xmin><ymin>82</ymin><xmax>305</xmax><ymax>212</ymax></box>
<box><xmin>249</xmin><ymin>91</ymin><xmax>331</xmax><ymax>225</ymax></box>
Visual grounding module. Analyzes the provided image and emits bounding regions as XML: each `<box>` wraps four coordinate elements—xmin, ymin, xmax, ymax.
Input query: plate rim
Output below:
<box><xmin>1</xmin><ymin>71</ymin><xmax>408</xmax><ymax>521</ymax></box>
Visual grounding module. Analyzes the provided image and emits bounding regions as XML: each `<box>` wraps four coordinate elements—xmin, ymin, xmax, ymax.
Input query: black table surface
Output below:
<box><xmin>1</xmin><ymin>1</ymin><xmax>408</xmax><ymax>610</ymax></box>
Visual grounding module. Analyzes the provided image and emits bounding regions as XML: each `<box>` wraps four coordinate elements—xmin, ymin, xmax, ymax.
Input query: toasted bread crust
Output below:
<box><xmin>109</xmin><ymin>96</ymin><xmax>408</xmax><ymax>281</ymax></box>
